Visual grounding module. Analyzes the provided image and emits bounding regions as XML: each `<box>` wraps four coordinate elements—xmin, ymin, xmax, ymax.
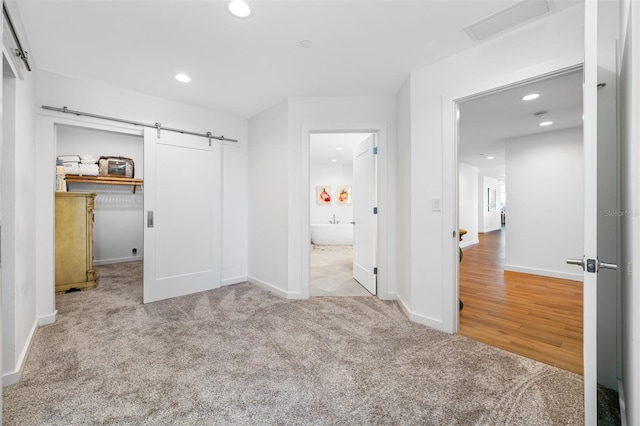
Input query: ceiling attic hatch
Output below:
<box><xmin>464</xmin><ymin>0</ymin><xmax>552</xmax><ymax>42</ymax></box>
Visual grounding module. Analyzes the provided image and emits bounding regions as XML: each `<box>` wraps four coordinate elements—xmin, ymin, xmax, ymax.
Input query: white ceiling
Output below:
<box><xmin>15</xmin><ymin>0</ymin><xmax>580</xmax><ymax>119</ymax></box>
<box><xmin>310</xmin><ymin>133</ymin><xmax>372</xmax><ymax>165</ymax></box>
<box><xmin>458</xmin><ymin>68</ymin><xmax>583</xmax><ymax>180</ymax></box>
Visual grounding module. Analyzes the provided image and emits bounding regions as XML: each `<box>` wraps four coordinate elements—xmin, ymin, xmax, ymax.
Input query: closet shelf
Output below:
<box><xmin>64</xmin><ymin>176</ymin><xmax>144</xmax><ymax>194</ymax></box>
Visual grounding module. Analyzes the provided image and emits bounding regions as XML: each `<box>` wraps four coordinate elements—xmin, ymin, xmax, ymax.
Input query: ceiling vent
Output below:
<box><xmin>464</xmin><ymin>0</ymin><xmax>552</xmax><ymax>42</ymax></box>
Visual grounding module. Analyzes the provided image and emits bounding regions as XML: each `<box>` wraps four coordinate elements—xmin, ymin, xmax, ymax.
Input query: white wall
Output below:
<box><xmin>35</xmin><ymin>70</ymin><xmax>249</xmax><ymax>321</ymax></box>
<box><xmin>458</xmin><ymin>162</ymin><xmax>478</xmax><ymax>247</ymax></box>
<box><xmin>620</xmin><ymin>0</ymin><xmax>640</xmax><ymax>421</ymax></box>
<box><xmin>478</xmin><ymin>175</ymin><xmax>501</xmax><ymax>233</ymax></box>
<box><xmin>400</xmin><ymin>4</ymin><xmax>584</xmax><ymax>332</ymax></box>
<box><xmin>247</xmin><ymin>101</ymin><xmax>289</xmax><ymax>296</ymax></box>
<box><xmin>504</xmin><ymin>127</ymin><xmax>583</xmax><ymax>281</ymax></box>
<box><xmin>396</xmin><ymin>78</ymin><xmax>412</xmax><ymax>310</ymax></box>
<box><xmin>1</xmin><ymin>2</ymin><xmax>38</xmax><ymax>386</ymax></box>
<box><xmin>248</xmin><ymin>96</ymin><xmax>397</xmax><ymax>300</ymax></box>
<box><xmin>310</xmin><ymin>164</ymin><xmax>353</xmax><ymax>226</ymax></box>
<box><xmin>56</xmin><ymin>125</ymin><xmax>144</xmax><ymax>265</ymax></box>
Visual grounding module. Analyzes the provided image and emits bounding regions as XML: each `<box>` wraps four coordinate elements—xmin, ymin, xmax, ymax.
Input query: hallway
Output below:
<box><xmin>459</xmin><ymin>229</ymin><xmax>583</xmax><ymax>375</ymax></box>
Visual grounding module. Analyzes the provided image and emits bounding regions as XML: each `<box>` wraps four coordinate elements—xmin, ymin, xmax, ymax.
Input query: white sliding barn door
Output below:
<box><xmin>143</xmin><ymin>128</ymin><xmax>221</xmax><ymax>303</ymax></box>
<box><xmin>353</xmin><ymin>134</ymin><xmax>377</xmax><ymax>295</ymax></box>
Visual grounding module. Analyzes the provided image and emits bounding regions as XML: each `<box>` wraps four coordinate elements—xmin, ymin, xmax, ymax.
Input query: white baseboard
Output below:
<box><xmin>618</xmin><ymin>378</ymin><xmax>627</xmax><ymax>426</ymax></box>
<box><xmin>247</xmin><ymin>276</ymin><xmax>306</xmax><ymax>300</ymax></box>
<box><xmin>3</xmin><ymin>318</ymin><xmax>38</xmax><ymax>387</ymax></box>
<box><xmin>459</xmin><ymin>239</ymin><xmax>479</xmax><ymax>249</ymax></box>
<box><xmin>396</xmin><ymin>293</ymin><xmax>448</xmax><ymax>333</ymax></box>
<box><xmin>94</xmin><ymin>256</ymin><xmax>142</xmax><ymax>266</ymax></box>
<box><xmin>222</xmin><ymin>276</ymin><xmax>248</xmax><ymax>287</ymax></box>
<box><xmin>38</xmin><ymin>310</ymin><xmax>58</xmax><ymax>326</ymax></box>
<box><xmin>378</xmin><ymin>291</ymin><xmax>396</xmax><ymax>301</ymax></box>
<box><xmin>504</xmin><ymin>264</ymin><xmax>583</xmax><ymax>281</ymax></box>
<box><xmin>248</xmin><ymin>276</ymin><xmax>290</xmax><ymax>299</ymax></box>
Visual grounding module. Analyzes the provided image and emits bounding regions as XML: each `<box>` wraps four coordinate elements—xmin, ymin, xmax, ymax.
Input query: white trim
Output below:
<box><xmin>503</xmin><ymin>264</ymin><xmax>583</xmax><ymax>282</ymax></box>
<box><xmin>36</xmin><ymin>114</ymin><xmax>145</xmax><ymax>321</ymax></box>
<box><xmin>396</xmin><ymin>293</ymin><xmax>446</xmax><ymax>332</ymax></box>
<box><xmin>459</xmin><ymin>239</ymin><xmax>479</xmax><ymax>249</ymax></box>
<box><xmin>444</xmin><ymin>60</ymin><xmax>585</xmax><ymax>335</ymax></box>
<box><xmin>38</xmin><ymin>310</ymin><xmax>58</xmax><ymax>326</ymax></box>
<box><xmin>222</xmin><ymin>276</ymin><xmax>247</xmax><ymax>287</ymax></box>
<box><xmin>379</xmin><ymin>291</ymin><xmax>396</xmax><ymax>301</ymax></box>
<box><xmin>3</xmin><ymin>319</ymin><xmax>37</xmax><ymax>387</ymax></box>
<box><xmin>248</xmin><ymin>276</ymin><xmax>303</xmax><ymax>299</ymax></box>
<box><xmin>300</xmin><ymin>122</ymin><xmax>392</xmax><ymax>301</ymax></box>
<box><xmin>94</xmin><ymin>257</ymin><xmax>142</xmax><ymax>266</ymax></box>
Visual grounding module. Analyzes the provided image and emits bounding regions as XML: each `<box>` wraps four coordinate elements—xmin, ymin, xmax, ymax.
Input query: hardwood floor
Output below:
<box><xmin>459</xmin><ymin>228</ymin><xmax>583</xmax><ymax>375</ymax></box>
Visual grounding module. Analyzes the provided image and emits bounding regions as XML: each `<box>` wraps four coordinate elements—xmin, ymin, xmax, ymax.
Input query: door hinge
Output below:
<box><xmin>373</xmin><ymin>207</ymin><xmax>378</xmax><ymax>214</ymax></box>
<box><xmin>373</xmin><ymin>147</ymin><xmax>378</xmax><ymax>155</ymax></box>
<box><xmin>373</xmin><ymin>267</ymin><xmax>378</xmax><ymax>275</ymax></box>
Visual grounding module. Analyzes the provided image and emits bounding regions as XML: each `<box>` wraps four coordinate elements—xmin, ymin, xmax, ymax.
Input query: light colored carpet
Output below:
<box><xmin>3</xmin><ymin>261</ymin><xmax>585</xmax><ymax>425</ymax></box>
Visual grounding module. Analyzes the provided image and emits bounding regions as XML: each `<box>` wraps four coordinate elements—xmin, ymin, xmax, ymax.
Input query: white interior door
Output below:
<box><xmin>353</xmin><ymin>134</ymin><xmax>377</xmax><ymax>295</ymax></box>
<box><xmin>569</xmin><ymin>1</ymin><xmax>620</xmax><ymax>423</ymax></box>
<box><xmin>143</xmin><ymin>127</ymin><xmax>221</xmax><ymax>303</ymax></box>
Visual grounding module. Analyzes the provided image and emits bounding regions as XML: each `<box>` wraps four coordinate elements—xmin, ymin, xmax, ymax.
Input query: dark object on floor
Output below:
<box><xmin>598</xmin><ymin>385</ymin><xmax>621</xmax><ymax>425</ymax></box>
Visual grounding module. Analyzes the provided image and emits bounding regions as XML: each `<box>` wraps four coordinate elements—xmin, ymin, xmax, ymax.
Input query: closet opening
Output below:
<box><xmin>54</xmin><ymin>124</ymin><xmax>144</xmax><ymax>302</ymax></box>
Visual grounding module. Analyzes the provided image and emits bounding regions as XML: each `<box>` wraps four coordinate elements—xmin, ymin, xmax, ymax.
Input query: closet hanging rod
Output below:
<box><xmin>41</xmin><ymin>105</ymin><xmax>238</xmax><ymax>143</ymax></box>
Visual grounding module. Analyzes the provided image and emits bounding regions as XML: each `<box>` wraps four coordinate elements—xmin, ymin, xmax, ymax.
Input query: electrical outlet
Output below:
<box><xmin>132</xmin><ymin>248</ymin><xmax>137</xmax><ymax>256</ymax></box>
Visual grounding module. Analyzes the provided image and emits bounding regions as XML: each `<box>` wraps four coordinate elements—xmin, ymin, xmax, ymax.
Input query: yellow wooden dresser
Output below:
<box><xmin>55</xmin><ymin>192</ymin><xmax>97</xmax><ymax>294</ymax></box>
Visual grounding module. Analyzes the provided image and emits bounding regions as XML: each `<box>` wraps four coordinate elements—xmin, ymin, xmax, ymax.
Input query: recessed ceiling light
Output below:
<box><xmin>331</xmin><ymin>159</ymin><xmax>337</xmax><ymax>163</ymax></box>
<box><xmin>522</xmin><ymin>93</ymin><xmax>540</xmax><ymax>101</ymax></box>
<box><xmin>336</xmin><ymin>147</ymin><xmax>343</xmax><ymax>151</ymax></box>
<box><xmin>175</xmin><ymin>73</ymin><xmax>191</xmax><ymax>83</ymax></box>
<box><xmin>487</xmin><ymin>156</ymin><xmax>495</xmax><ymax>160</ymax></box>
<box><xmin>228</xmin><ymin>0</ymin><xmax>251</xmax><ymax>18</ymax></box>
<box><xmin>539</xmin><ymin>121</ymin><xmax>553</xmax><ymax>126</ymax></box>
<box><xmin>300</xmin><ymin>40</ymin><xmax>313</xmax><ymax>49</ymax></box>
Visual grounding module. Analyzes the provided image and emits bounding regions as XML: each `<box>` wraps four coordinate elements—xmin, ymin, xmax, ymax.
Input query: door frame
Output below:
<box><xmin>453</xmin><ymin>64</ymin><xmax>585</xmax><ymax>320</ymax></box>
<box><xmin>35</xmin><ymin>113</ymin><xmax>143</xmax><ymax>323</ymax></box>
<box><xmin>442</xmin><ymin>60</ymin><xmax>584</xmax><ymax>334</ymax></box>
<box><xmin>300</xmin><ymin>123</ymin><xmax>389</xmax><ymax>300</ymax></box>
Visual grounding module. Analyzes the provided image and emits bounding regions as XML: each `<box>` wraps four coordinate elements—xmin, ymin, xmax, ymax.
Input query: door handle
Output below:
<box><xmin>147</xmin><ymin>211</ymin><xmax>154</xmax><ymax>228</ymax></box>
<box><xmin>566</xmin><ymin>256</ymin><xmax>617</xmax><ymax>272</ymax></box>
<box><xmin>566</xmin><ymin>257</ymin><xmax>585</xmax><ymax>270</ymax></box>
<box><xmin>597</xmin><ymin>258</ymin><xmax>618</xmax><ymax>271</ymax></box>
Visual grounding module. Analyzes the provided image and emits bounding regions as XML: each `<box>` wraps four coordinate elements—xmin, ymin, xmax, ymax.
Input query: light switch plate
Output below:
<box><xmin>432</xmin><ymin>198</ymin><xmax>441</xmax><ymax>212</ymax></box>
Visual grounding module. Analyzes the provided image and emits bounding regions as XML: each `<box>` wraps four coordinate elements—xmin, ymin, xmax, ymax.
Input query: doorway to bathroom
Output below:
<box><xmin>309</xmin><ymin>132</ymin><xmax>376</xmax><ymax>296</ymax></box>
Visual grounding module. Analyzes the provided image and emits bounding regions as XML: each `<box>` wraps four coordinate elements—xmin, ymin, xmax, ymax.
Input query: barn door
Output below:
<box><xmin>143</xmin><ymin>128</ymin><xmax>221</xmax><ymax>303</ymax></box>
